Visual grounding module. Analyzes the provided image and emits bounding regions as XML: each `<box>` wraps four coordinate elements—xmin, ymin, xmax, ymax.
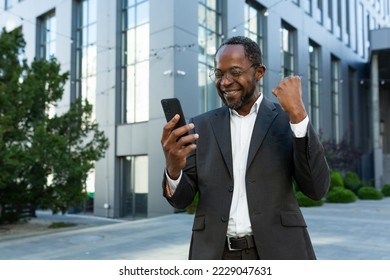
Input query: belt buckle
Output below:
<box><xmin>227</xmin><ymin>236</ymin><xmax>241</xmax><ymax>251</ymax></box>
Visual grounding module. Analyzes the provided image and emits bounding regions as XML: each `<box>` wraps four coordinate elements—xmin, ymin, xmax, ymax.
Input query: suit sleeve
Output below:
<box><xmin>162</xmin><ymin>151</ymin><xmax>198</xmax><ymax>209</ymax></box>
<box><xmin>293</xmin><ymin>122</ymin><xmax>330</xmax><ymax>200</ymax></box>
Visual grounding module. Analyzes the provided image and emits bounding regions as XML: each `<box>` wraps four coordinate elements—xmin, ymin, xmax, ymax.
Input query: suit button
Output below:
<box><xmin>221</xmin><ymin>216</ymin><xmax>228</xmax><ymax>222</ymax></box>
<box><xmin>228</xmin><ymin>186</ymin><xmax>234</xmax><ymax>192</ymax></box>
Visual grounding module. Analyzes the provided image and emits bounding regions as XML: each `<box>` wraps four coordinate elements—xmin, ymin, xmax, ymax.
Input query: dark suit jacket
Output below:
<box><xmin>163</xmin><ymin>97</ymin><xmax>330</xmax><ymax>260</ymax></box>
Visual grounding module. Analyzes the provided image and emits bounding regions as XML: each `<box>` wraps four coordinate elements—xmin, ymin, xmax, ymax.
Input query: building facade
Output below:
<box><xmin>1</xmin><ymin>0</ymin><xmax>389</xmax><ymax>219</ymax></box>
<box><xmin>370</xmin><ymin>28</ymin><xmax>390</xmax><ymax>189</ymax></box>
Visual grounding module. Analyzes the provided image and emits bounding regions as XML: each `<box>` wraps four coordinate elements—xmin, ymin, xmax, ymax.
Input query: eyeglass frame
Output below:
<box><xmin>209</xmin><ymin>63</ymin><xmax>263</xmax><ymax>82</ymax></box>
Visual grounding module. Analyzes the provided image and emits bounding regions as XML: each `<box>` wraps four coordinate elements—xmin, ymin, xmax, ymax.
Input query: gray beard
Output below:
<box><xmin>223</xmin><ymin>83</ymin><xmax>257</xmax><ymax>110</ymax></box>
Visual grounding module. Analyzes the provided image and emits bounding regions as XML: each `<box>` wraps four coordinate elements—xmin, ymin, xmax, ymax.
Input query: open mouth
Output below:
<box><xmin>223</xmin><ymin>89</ymin><xmax>241</xmax><ymax>98</ymax></box>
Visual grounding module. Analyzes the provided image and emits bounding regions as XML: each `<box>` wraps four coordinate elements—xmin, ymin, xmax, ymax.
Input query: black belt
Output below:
<box><xmin>226</xmin><ymin>235</ymin><xmax>255</xmax><ymax>251</ymax></box>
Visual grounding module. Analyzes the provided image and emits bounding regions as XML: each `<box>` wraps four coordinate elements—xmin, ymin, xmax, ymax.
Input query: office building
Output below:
<box><xmin>1</xmin><ymin>0</ymin><xmax>389</xmax><ymax>218</ymax></box>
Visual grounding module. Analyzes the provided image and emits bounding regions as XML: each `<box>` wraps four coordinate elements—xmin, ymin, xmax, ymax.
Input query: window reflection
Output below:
<box><xmin>121</xmin><ymin>155</ymin><xmax>148</xmax><ymax>217</ymax></box>
<box><xmin>244</xmin><ymin>2</ymin><xmax>265</xmax><ymax>93</ymax></box>
<box><xmin>5</xmin><ymin>0</ymin><xmax>16</xmax><ymax>9</ymax></box>
<box><xmin>75</xmin><ymin>0</ymin><xmax>97</xmax><ymax>120</ymax></box>
<box><xmin>198</xmin><ymin>0</ymin><xmax>222</xmax><ymax>113</ymax></box>
<box><xmin>281</xmin><ymin>24</ymin><xmax>295</xmax><ymax>78</ymax></box>
<box><xmin>308</xmin><ymin>41</ymin><xmax>320</xmax><ymax>132</ymax></box>
<box><xmin>37</xmin><ymin>11</ymin><xmax>56</xmax><ymax>118</ymax></box>
<box><xmin>137</xmin><ymin>1</ymin><xmax>149</xmax><ymax>26</ymax></box>
<box><xmin>331</xmin><ymin>56</ymin><xmax>340</xmax><ymax>143</ymax></box>
<box><xmin>37</xmin><ymin>12</ymin><xmax>56</xmax><ymax>60</ymax></box>
<box><xmin>121</xmin><ymin>0</ymin><xmax>149</xmax><ymax>123</ymax></box>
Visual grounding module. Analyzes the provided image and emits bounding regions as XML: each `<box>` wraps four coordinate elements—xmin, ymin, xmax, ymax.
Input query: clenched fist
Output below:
<box><xmin>272</xmin><ymin>76</ymin><xmax>307</xmax><ymax>124</ymax></box>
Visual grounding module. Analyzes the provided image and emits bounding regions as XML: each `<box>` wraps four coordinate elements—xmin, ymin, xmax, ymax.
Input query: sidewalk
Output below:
<box><xmin>0</xmin><ymin>198</ymin><xmax>389</xmax><ymax>260</ymax></box>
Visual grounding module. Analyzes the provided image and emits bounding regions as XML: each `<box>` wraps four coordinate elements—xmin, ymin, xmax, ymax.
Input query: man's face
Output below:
<box><xmin>213</xmin><ymin>45</ymin><xmax>263</xmax><ymax>115</ymax></box>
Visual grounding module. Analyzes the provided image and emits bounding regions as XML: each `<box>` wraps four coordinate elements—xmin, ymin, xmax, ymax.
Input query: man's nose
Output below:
<box><xmin>220</xmin><ymin>74</ymin><xmax>233</xmax><ymax>86</ymax></box>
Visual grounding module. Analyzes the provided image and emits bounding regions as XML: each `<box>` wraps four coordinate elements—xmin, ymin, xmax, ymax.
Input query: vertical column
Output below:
<box><xmin>94</xmin><ymin>0</ymin><xmax>118</xmax><ymax>217</ymax></box>
<box><xmin>148</xmin><ymin>0</ymin><xmax>198</xmax><ymax>216</ymax></box>
<box><xmin>371</xmin><ymin>53</ymin><xmax>383</xmax><ymax>188</ymax></box>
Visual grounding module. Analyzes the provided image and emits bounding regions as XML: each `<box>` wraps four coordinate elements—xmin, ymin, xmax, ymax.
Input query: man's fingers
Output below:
<box><xmin>162</xmin><ymin>116</ymin><xmax>197</xmax><ymax>149</ymax></box>
<box><xmin>182</xmin><ymin>143</ymin><xmax>197</xmax><ymax>154</ymax></box>
<box><xmin>161</xmin><ymin>115</ymin><xmax>198</xmax><ymax>179</ymax></box>
<box><xmin>170</xmin><ymin>123</ymin><xmax>194</xmax><ymax>140</ymax></box>
<box><xmin>275</xmin><ymin>75</ymin><xmax>301</xmax><ymax>85</ymax></box>
<box><xmin>176</xmin><ymin>133</ymin><xmax>199</xmax><ymax>147</ymax></box>
<box><xmin>272</xmin><ymin>75</ymin><xmax>302</xmax><ymax>95</ymax></box>
<box><xmin>162</xmin><ymin>114</ymin><xmax>180</xmax><ymax>138</ymax></box>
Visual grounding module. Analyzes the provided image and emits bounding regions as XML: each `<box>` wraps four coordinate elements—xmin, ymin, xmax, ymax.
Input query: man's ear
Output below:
<box><xmin>255</xmin><ymin>65</ymin><xmax>266</xmax><ymax>81</ymax></box>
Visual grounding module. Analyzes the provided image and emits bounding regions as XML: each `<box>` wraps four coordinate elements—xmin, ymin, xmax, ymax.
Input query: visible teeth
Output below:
<box><xmin>224</xmin><ymin>90</ymin><xmax>239</xmax><ymax>97</ymax></box>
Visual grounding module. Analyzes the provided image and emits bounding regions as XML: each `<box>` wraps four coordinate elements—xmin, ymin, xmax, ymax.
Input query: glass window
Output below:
<box><xmin>366</xmin><ymin>11</ymin><xmax>371</xmax><ymax>55</ymax></box>
<box><xmin>345</xmin><ymin>0</ymin><xmax>350</xmax><ymax>46</ymax></box>
<box><xmin>37</xmin><ymin>11</ymin><xmax>56</xmax><ymax>61</ymax></box>
<box><xmin>305</xmin><ymin>0</ymin><xmax>312</xmax><ymax>15</ymax></box>
<box><xmin>331</xmin><ymin>56</ymin><xmax>340</xmax><ymax>143</ymax></box>
<box><xmin>120</xmin><ymin>155</ymin><xmax>148</xmax><ymax>217</ymax></box>
<box><xmin>280</xmin><ymin>23</ymin><xmax>295</xmax><ymax>79</ymax></box>
<box><xmin>121</xmin><ymin>0</ymin><xmax>149</xmax><ymax>123</ymax></box>
<box><xmin>244</xmin><ymin>1</ymin><xmax>266</xmax><ymax>94</ymax></box>
<box><xmin>5</xmin><ymin>0</ymin><xmax>15</xmax><ymax>9</ymax></box>
<box><xmin>73</xmin><ymin>0</ymin><xmax>97</xmax><ymax>120</ymax></box>
<box><xmin>198</xmin><ymin>0</ymin><xmax>222</xmax><ymax>113</ymax></box>
<box><xmin>69</xmin><ymin>1</ymin><xmax>97</xmax><ymax>194</ymax></box>
<box><xmin>347</xmin><ymin>67</ymin><xmax>357</xmax><ymax>147</ymax></box>
<box><xmin>327</xmin><ymin>0</ymin><xmax>333</xmax><ymax>32</ymax></box>
<box><xmin>308</xmin><ymin>41</ymin><xmax>320</xmax><ymax>133</ymax></box>
<box><xmin>317</xmin><ymin>0</ymin><xmax>323</xmax><ymax>24</ymax></box>
<box><xmin>372</xmin><ymin>16</ymin><xmax>377</xmax><ymax>30</ymax></box>
<box><xmin>37</xmin><ymin>12</ymin><xmax>56</xmax><ymax>117</ymax></box>
<box><xmin>357</xmin><ymin>2</ymin><xmax>365</xmax><ymax>58</ymax></box>
<box><xmin>332</xmin><ymin>0</ymin><xmax>341</xmax><ymax>39</ymax></box>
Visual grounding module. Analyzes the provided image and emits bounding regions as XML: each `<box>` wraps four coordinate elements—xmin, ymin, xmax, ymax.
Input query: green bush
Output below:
<box><xmin>295</xmin><ymin>191</ymin><xmax>324</xmax><ymax>207</ymax></box>
<box><xmin>186</xmin><ymin>193</ymin><xmax>199</xmax><ymax>214</ymax></box>
<box><xmin>292</xmin><ymin>180</ymin><xmax>299</xmax><ymax>192</ymax></box>
<box><xmin>48</xmin><ymin>222</ymin><xmax>77</xmax><ymax>229</ymax></box>
<box><xmin>358</xmin><ymin>186</ymin><xmax>381</xmax><ymax>199</ymax></box>
<box><xmin>326</xmin><ymin>187</ymin><xmax>357</xmax><ymax>203</ymax></box>
<box><xmin>382</xmin><ymin>184</ymin><xmax>390</xmax><ymax>197</ymax></box>
<box><xmin>330</xmin><ymin>171</ymin><xmax>344</xmax><ymax>189</ymax></box>
<box><xmin>358</xmin><ymin>186</ymin><xmax>384</xmax><ymax>200</ymax></box>
<box><xmin>343</xmin><ymin>172</ymin><xmax>363</xmax><ymax>194</ymax></box>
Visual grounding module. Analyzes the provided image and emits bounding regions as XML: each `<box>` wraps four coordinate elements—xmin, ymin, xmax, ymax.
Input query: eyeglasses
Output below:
<box><xmin>209</xmin><ymin>64</ymin><xmax>259</xmax><ymax>82</ymax></box>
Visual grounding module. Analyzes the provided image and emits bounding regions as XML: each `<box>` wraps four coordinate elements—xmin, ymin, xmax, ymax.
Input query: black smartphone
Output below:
<box><xmin>161</xmin><ymin>98</ymin><xmax>188</xmax><ymax>138</ymax></box>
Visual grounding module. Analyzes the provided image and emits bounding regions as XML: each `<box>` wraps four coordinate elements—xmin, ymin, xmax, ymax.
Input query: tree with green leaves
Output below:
<box><xmin>0</xmin><ymin>28</ymin><xmax>109</xmax><ymax>223</ymax></box>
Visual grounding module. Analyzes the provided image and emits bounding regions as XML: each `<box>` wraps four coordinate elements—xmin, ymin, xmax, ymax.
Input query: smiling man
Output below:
<box><xmin>161</xmin><ymin>36</ymin><xmax>330</xmax><ymax>260</ymax></box>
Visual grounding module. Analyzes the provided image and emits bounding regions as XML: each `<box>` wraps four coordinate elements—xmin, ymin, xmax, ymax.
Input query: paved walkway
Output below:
<box><xmin>0</xmin><ymin>198</ymin><xmax>390</xmax><ymax>260</ymax></box>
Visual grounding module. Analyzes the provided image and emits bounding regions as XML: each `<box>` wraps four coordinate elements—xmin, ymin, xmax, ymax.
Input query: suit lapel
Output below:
<box><xmin>246</xmin><ymin>97</ymin><xmax>278</xmax><ymax>169</ymax></box>
<box><xmin>208</xmin><ymin>99</ymin><xmax>278</xmax><ymax>179</ymax></box>
<box><xmin>209</xmin><ymin>106</ymin><xmax>234</xmax><ymax>179</ymax></box>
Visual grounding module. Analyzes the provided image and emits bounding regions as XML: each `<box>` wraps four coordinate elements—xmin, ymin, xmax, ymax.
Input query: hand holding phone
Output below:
<box><xmin>161</xmin><ymin>98</ymin><xmax>197</xmax><ymax>180</ymax></box>
<box><xmin>161</xmin><ymin>98</ymin><xmax>189</xmax><ymax>139</ymax></box>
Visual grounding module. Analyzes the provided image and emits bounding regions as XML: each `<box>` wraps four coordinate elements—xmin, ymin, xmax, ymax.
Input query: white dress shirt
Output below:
<box><xmin>166</xmin><ymin>94</ymin><xmax>309</xmax><ymax>238</ymax></box>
